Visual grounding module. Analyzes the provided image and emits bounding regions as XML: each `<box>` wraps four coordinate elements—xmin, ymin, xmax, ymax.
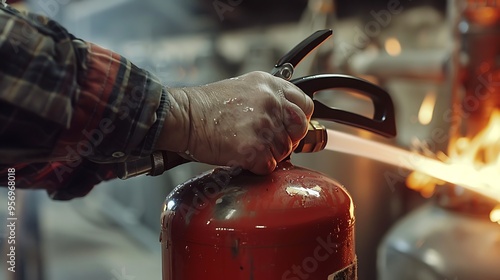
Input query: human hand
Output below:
<box><xmin>156</xmin><ymin>71</ymin><xmax>314</xmax><ymax>174</ymax></box>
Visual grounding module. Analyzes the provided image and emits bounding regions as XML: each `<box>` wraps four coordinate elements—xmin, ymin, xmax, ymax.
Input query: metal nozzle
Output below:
<box><xmin>294</xmin><ymin>120</ymin><xmax>327</xmax><ymax>153</ymax></box>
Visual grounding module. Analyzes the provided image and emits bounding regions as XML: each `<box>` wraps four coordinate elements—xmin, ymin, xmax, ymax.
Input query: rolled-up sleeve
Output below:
<box><xmin>0</xmin><ymin>5</ymin><xmax>168</xmax><ymax>199</ymax></box>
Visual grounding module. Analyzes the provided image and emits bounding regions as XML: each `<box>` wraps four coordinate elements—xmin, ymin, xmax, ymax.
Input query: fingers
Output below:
<box><xmin>228</xmin><ymin>139</ymin><xmax>278</xmax><ymax>175</ymax></box>
<box><xmin>265</xmin><ymin>74</ymin><xmax>313</xmax><ymax>144</ymax></box>
<box><xmin>248</xmin><ymin>152</ymin><xmax>277</xmax><ymax>175</ymax></box>
<box><xmin>239</xmin><ymin>73</ymin><xmax>313</xmax><ymax>174</ymax></box>
<box><xmin>281</xmin><ymin>81</ymin><xmax>314</xmax><ymax>119</ymax></box>
<box><xmin>269</xmin><ymin>128</ymin><xmax>293</xmax><ymax>162</ymax></box>
<box><xmin>282</xmin><ymin>102</ymin><xmax>309</xmax><ymax>143</ymax></box>
<box><xmin>171</xmin><ymin>71</ymin><xmax>315</xmax><ymax>176</ymax></box>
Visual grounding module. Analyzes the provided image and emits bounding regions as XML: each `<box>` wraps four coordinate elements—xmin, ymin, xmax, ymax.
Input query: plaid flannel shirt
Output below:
<box><xmin>0</xmin><ymin>5</ymin><xmax>168</xmax><ymax>200</ymax></box>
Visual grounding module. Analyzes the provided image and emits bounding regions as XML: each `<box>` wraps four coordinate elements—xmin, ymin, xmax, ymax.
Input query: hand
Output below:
<box><xmin>156</xmin><ymin>71</ymin><xmax>314</xmax><ymax>175</ymax></box>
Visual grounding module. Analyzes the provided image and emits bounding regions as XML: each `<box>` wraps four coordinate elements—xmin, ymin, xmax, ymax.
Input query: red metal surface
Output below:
<box><xmin>161</xmin><ymin>161</ymin><xmax>356</xmax><ymax>279</ymax></box>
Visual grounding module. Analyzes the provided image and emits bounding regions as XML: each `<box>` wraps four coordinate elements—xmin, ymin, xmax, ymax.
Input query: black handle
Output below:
<box><xmin>292</xmin><ymin>74</ymin><xmax>397</xmax><ymax>138</ymax></box>
<box><xmin>274</xmin><ymin>29</ymin><xmax>333</xmax><ymax>69</ymax></box>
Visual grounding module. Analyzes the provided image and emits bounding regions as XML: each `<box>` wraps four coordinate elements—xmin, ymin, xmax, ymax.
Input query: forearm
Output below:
<box><xmin>0</xmin><ymin>5</ymin><xmax>169</xmax><ymax>198</ymax></box>
<box><xmin>0</xmin><ymin>5</ymin><xmax>167</xmax><ymax>164</ymax></box>
<box><xmin>51</xmin><ymin>42</ymin><xmax>167</xmax><ymax>163</ymax></box>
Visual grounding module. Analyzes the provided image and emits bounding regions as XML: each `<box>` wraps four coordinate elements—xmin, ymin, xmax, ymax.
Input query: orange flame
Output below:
<box><xmin>407</xmin><ymin>110</ymin><xmax>500</xmax><ymax>224</ymax></box>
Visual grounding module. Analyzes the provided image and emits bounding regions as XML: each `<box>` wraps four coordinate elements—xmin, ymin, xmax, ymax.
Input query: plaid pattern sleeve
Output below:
<box><xmin>0</xmin><ymin>6</ymin><xmax>168</xmax><ymax>199</ymax></box>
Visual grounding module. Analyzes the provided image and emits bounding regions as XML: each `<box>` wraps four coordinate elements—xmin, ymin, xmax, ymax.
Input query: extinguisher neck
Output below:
<box><xmin>293</xmin><ymin>120</ymin><xmax>327</xmax><ymax>154</ymax></box>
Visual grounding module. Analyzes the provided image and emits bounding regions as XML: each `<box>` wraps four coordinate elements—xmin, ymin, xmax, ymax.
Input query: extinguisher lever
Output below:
<box><xmin>292</xmin><ymin>74</ymin><xmax>397</xmax><ymax>138</ymax></box>
<box><xmin>271</xmin><ymin>29</ymin><xmax>332</xmax><ymax>80</ymax></box>
<box><xmin>271</xmin><ymin>29</ymin><xmax>396</xmax><ymax>138</ymax></box>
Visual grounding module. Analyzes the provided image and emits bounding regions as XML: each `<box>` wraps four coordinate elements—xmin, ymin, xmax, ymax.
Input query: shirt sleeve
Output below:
<box><xmin>0</xmin><ymin>5</ymin><xmax>169</xmax><ymax>199</ymax></box>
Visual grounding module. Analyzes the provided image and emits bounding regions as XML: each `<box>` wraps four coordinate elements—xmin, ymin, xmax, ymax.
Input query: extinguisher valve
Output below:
<box><xmin>294</xmin><ymin>120</ymin><xmax>327</xmax><ymax>153</ymax></box>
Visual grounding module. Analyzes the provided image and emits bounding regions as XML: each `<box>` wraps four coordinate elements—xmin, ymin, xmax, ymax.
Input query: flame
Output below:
<box><xmin>407</xmin><ymin>110</ymin><xmax>500</xmax><ymax>223</ymax></box>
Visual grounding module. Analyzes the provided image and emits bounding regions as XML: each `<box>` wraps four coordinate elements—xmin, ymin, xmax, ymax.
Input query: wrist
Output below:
<box><xmin>155</xmin><ymin>87</ymin><xmax>190</xmax><ymax>153</ymax></box>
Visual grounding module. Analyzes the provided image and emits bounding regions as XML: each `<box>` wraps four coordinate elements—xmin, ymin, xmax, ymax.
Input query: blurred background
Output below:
<box><xmin>2</xmin><ymin>0</ymin><xmax>500</xmax><ymax>279</ymax></box>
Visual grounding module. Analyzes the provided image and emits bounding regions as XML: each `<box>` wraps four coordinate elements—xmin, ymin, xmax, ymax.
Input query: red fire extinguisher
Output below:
<box><xmin>159</xmin><ymin>30</ymin><xmax>396</xmax><ymax>280</ymax></box>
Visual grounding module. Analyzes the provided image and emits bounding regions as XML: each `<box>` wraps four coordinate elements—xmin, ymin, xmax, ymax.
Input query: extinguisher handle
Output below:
<box><xmin>292</xmin><ymin>74</ymin><xmax>397</xmax><ymax>138</ymax></box>
<box><xmin>270</xmin><ymin>29</ymin><xmax>332</xmax><ymax>80</ymax></box>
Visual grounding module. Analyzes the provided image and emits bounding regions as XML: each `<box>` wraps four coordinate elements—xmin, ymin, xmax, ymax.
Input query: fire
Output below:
<box><xmin>407</xmin><ymin>110</ymin><xmax>500</xmax><ymax>224</ymax></box>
